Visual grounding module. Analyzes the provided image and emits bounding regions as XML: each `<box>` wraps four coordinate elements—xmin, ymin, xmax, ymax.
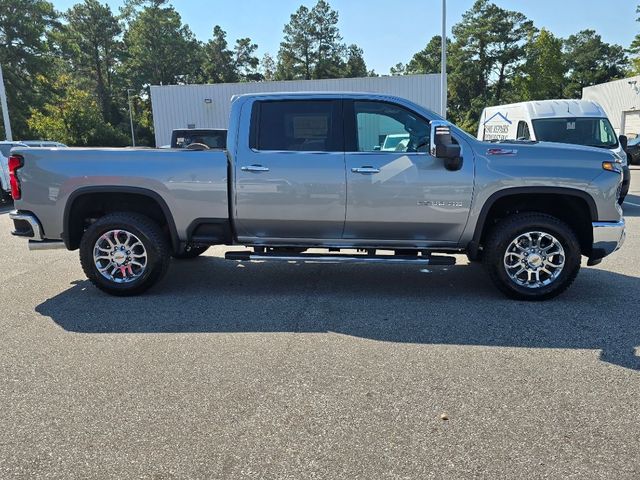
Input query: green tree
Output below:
<box><xmin>202</xmin><ymin>25</ymin><xmax>237</xmax><ymax>83</ymax></box>
<box><xmin>0</xmin><ymin>0</ymin><xmax>57</xmax><ymax>139</ymax></box>
<box><xmin>514</xmin><ymin>28</ymin><xmax>565</xmax><ymax>101</ymax></box>
<box><xmin>389</xmin><ymin>62</ymin><xmax>406</xmax><ymax>76</ymax></box>
<box><xmin>54</xmin><ymin>0</ymin><xmax>122</xmax><ymax>124</ymax></box>
<box><xmin>27</xmin><ymin>76</ymin><xmax>128</xmax><ymax>146</ymax></box>
<box><xmin>401</xmin><ymin>0</ymin><xmax>534</xmax><ymax>132</ymax></box>
<box><xmin>277</xmin><ymin>5</ymin><xmax>315</xmax><ymax>79</ymax></box>
<box><xmin>234</xmin><ymin>37</ymin><xmax>261</xmax><ymax>82</ymax></box>
<box><xmin>563</xmin><ymin>29</ymin><xmax>628</xmax><ymax>98</ymax></box>
<box><xmin>490</xmin><ymin>9</ymin><xmax>534</xmax><ymax>103</ymax></box>
<box><xmin>405</xmin><ymin>35</ymin><xmax>448</xmax><ymax>74</ymax></box>
<box><xmin>261</xmin><ymin>53</ymin><xmax>276</xmax><ymax>81</ymax></box>
<box><xmin>276</xmin><ymin>0</ymin><xmax>359</xmax><ymax>80</ymax></box>
<box><xmin>344</xmin><ymin>44</ymin><xmax>367</xmax><ymax>78</ymax></box>
<box><xmin>121</xmin><ymin>0</ymin><xmax>201</xmax><ymax>89</ymax></box>
<box><xmin>448</xmin><ymin>0</ymin><xmax>533</xmax><ymax>130</ymax></box>
<box><xmin>310</xmin><ymin>0</ymin><xmax>345</xmax><ymax>78</ymax></box>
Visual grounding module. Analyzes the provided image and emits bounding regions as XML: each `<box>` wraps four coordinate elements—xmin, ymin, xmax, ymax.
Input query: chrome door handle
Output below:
<box><xmin>241</xmin><ymin>165</ymin><xmax>270</xmax><ymax>172</ymax></box>
<box><xmin>351</xmin><ymin>166</ymin><xmax>381</xmax><ymax>174</ymax></box>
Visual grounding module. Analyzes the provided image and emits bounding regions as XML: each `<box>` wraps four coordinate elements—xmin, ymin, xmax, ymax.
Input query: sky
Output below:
<box><xmin>51</xmin><ymin>0</ymin><xmax>639</xmax><ymax>74</ymax></box>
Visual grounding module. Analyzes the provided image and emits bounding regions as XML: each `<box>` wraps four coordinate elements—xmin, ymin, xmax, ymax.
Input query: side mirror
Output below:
<box><xmin>373</xmin><ymin>145</ymin><xmax>381</xmax><ymax>151</ymax></box>
<box><xmin>430</xmin><ymin>120</ymin><xmax>463</xmax><ymax>171</ymax></box>
<box><xmin>619</xmin><ymin>134</ymin><xmax>628</xmax><ymax>150</ymax></box>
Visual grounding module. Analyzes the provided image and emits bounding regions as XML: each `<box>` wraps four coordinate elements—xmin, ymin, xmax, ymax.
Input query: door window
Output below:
<box><xmin>250</xmin><ymin>100</ymin><xmax>342</xmax><ymax>152</ymax></box>
<box><xmin>516</xmin><ymin>121</ymin><xmax>531</xmax><ymax>140</ymax></box>
<box><xmin>352</xmin><ymin>101</ymin><xmax>430</xmax><ymax>153</ymax></box>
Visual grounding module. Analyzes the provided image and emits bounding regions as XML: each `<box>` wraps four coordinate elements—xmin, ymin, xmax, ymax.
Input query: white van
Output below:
<box><xmin>477</xmin><ymin>99</ymin><xmax>630</xmax><ymax>204</ymax></box>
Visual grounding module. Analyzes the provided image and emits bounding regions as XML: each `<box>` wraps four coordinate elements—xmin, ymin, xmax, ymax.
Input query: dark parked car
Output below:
<box><xmin>170</xmin><ymin>128</ymin><xmax>227</xmax><ymax>150</ymax></box>
<box><xmin>626</xmin><ymin>136</ymin><xmax>640</xmax><ymax>165</ymax></box>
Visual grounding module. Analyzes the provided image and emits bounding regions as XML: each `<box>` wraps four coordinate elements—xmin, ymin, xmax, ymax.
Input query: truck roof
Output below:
<box><xmin>484</xmin><ymin>99</ymin><xmax>606</xmax><ymax>119</ymax></box>
<box><xmin>232</xmin><ymin>91</ymin><xmax>408</xmax><ymax>101</ymax></box>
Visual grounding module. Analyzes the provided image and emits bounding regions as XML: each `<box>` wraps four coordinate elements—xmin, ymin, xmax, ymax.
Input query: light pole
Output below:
<box><xmin>440</xmin><ymin>0</ymin><xmax>448</xmax><ymax>119</ymax></box>
<box><xmin>127</xmin><ymin>88</ymin><xmax>136</xmax><ymax>147</ymax></box>
<box><xmin>0</xmin><ymin>64</ymin><xmax>12</xmax><ymax>141</ymax></box>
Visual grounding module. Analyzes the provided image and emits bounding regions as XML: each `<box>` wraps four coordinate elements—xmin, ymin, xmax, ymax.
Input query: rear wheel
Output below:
<box><xmin>483</xmin><ymin>213</ymin><xmax>581</xmax><ymax>301</ymax></box>
<box><xmin>79</xmin><ymin>213</ymin><xmax>170</xmax><ymax>296</ymax></box>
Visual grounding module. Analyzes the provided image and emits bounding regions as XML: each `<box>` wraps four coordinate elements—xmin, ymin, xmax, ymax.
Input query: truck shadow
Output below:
<box><xmin>36</xmin><ymin>257</ymin><xmax>640</xmax><ymax>371</ymax></box>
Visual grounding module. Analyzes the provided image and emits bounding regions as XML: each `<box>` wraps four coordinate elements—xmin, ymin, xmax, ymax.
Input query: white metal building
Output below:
<box><xmin>150</xmin><ymin>74</ymin><xmax>442</xmax><ymax>147</ymax></box>
<box><xmin>582</xmin><ymin>75</ymin><xmax>640</xmax><ymax>138</ymax></box>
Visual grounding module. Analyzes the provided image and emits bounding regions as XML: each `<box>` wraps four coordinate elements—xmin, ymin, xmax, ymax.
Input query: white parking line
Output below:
<box><xmin>624</xmin><ymin>201</ymin><xmax>640</xmax><ymax>207</ymax></box>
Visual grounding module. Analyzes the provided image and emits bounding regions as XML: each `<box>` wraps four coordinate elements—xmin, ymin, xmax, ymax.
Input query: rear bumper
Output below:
<box><xmin>589</xmin><ymin>219</ymin><xmax>625</xmax><ymax>263</ymax></box>
<box><xmin>9</xmin><ymin>210</ymin><xmax>44</xmax><ymax>241</ymax></box>
<box><xmin>9</xmin><ymin>210</ymin><xmax>66</xmax><ymax>250</ymax></box>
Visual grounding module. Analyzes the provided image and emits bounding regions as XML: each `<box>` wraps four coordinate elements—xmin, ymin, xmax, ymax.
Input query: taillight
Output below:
<box><xmin>8</xmin><ymin>155</ymin><xmax>23</xmax><ymax>200</ymax></box>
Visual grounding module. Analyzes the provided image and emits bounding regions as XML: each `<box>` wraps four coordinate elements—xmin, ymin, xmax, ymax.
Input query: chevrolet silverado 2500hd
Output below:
<box><xmin>8</xmin><ymin>93</ymin><xmax>626</xmax><ymax>300</ymax></box>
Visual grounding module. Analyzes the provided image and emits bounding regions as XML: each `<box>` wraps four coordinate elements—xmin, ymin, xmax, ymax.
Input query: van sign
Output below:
<box><xmin>482</xmin><ymin>111</ymin><xmax>512</xmax><ymax>141</ymax></box>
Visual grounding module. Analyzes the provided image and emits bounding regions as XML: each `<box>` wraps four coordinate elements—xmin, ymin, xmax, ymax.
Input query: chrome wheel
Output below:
<box><xmin>503</xmin><ymin>231</ymin><xmax>565</xmax><ymax>289</ymax></box>
<box><xmin>93</xmin><ymin>229</ymin><xmax>147</xmax><ymax>283</ymax></box>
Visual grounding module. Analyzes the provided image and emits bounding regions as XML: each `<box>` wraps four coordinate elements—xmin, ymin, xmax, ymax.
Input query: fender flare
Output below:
<box><xmin>467</xmin><ymin>186</ymin><xmax>598</xmax><ymax>259</ymax></box>
<box><xmin>62</xmin><ymin>186</ymin><xmax>180</xmax><ymax>251</ymax></box>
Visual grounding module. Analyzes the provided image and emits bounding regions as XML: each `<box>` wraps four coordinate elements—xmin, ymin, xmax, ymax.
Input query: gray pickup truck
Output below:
<box><xmin>8</xmin><ymin>93</ymin><xmax>626</xmax><ymax>300</ymax></box>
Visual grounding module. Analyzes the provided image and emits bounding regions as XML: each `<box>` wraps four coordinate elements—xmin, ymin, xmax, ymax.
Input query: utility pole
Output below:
<box><xmin>441</xmin><ymin>0</ymin><xmax>447</xmax><ymax>119</ymax></box>
<box><xmin>0</xmin><ymin>64</ymin><xmax>13</xmax><ymax>141</ymax></box>
<box><xmin>127</xmin><ymin>88</ymin><xmax>136</xmax><ymax>147</ymax></box>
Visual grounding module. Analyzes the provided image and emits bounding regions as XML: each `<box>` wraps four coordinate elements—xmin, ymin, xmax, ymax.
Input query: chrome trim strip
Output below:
<box><xmin>9</xmin><ymin>210</ymin><xmax>44</xmax><ymax>241</ymax></box>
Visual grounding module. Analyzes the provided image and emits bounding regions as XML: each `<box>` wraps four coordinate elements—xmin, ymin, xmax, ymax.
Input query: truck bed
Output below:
<box><xmin>12</xmin><ymin>147</ymin><xmax>229</xmax><ymax>243</ymax></box>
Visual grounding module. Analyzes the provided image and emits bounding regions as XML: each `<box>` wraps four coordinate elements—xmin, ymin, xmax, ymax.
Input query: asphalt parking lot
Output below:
<box><xmin>1</xmin><ymin>169</ymin><xmax>639</xmax><ymax>479</ymax></box>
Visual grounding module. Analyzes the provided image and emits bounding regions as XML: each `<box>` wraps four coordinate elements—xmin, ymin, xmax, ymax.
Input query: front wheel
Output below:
<box><xmin>79</xmin><ymin>213</ymin><xmax>170</xmax><ymax>296</ymax></box>
<box><xmin>483</xmin><ymin>213</ymin><xmax>581</xmax><ymax>301</ymax></box>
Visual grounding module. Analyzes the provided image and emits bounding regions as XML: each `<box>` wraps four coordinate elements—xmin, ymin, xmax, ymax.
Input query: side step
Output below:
<box><xmin>225</xmin><ymin>251</ymin><xmax>456</xmax><ymax>266</ymax></box>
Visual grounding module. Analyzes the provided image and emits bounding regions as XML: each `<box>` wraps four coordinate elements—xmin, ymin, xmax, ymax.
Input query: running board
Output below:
<box><xmin>225</xmin><ymin>251</ymin><xmax>456</xmax><ymax>266</ymax></box>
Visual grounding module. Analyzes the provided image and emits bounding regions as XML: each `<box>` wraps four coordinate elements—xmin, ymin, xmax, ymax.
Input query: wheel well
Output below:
<box><xmin>475</xmin><ymin>193</ymin><xmax>594</xmax><ymax>257</ymax></box>
<box><xmin>64</xmin><ymin>191</ymin><xmax>177</xmax><ymax>251</ymax></box>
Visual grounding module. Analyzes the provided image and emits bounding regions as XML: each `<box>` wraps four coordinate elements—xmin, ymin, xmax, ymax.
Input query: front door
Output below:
<box><xmin>343</xmin><ymin>100</ymin><xmax>474</xmax><ymax>245</ymax></box>
<box><xmin>234</xmin><ymin>99</ymin><xmax>346</xmax><ymax>241</ymax></box>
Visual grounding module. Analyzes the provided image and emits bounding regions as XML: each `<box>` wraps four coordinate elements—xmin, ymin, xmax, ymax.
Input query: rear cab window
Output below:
<box><xmin>250</xmin><ymin>100</ymin><xmax>343</xmax><ymax>152</ymax></box>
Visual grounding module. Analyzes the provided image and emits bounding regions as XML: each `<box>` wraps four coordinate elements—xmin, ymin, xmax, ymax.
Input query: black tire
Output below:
<box><xmin>483</xmin><ymin>213</ymin><xmax>581</xmax><ymax>301</ymax></box>
<box><xmin>79</xmin><ymin>213</ymin><xmax>170</xmax><ymax>296</ymax></box>
<box><xmin>172</xmin><ymin>245</ymin><xmax>209</xmax><ymax>259</ymax></box>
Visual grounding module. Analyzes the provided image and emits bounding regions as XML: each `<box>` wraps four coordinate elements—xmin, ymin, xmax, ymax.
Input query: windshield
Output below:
<box><xmin>532</xmin><ymin>117</ymin><xmax>618</xmax><ymax>149</ymax></box>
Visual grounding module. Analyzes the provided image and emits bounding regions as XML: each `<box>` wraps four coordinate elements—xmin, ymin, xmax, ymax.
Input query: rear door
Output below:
<box><xmin>343</xmin><ymin>100</ymin><xmax>474</xmax><ymax>244</ymax></box>
<box><xmin>234</xmin><ymin>98</ymin><xmax>346</xmax><ymax>241</ymax></box>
